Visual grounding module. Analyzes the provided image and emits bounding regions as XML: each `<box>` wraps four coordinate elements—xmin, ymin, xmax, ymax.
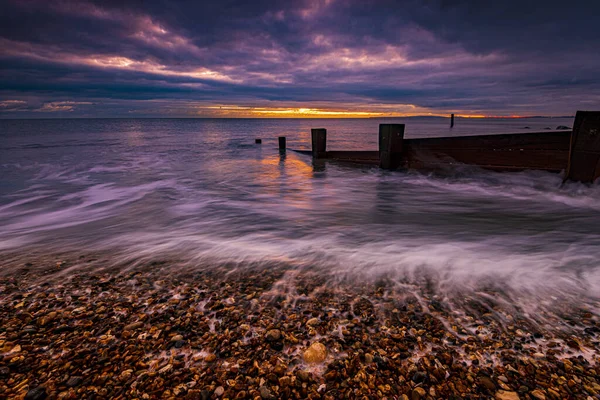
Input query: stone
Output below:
<box><xmin>265</xmin><ymin>329</ymin><xmax>281</xmax><ymax>342</ymax></box>
<box><xmin>124</xmin><ymin>321</ymin><xmax>144</xmax><ymax>331</ymax></box>
<box><xmin>205</xmin><ymin>354</ymin><xmax>217</xmax><ymax>363</ymax></box>
<box><xmin>260</xmin><ymin>385</ymin><xmax>272</xmax><ymax>399</ymax></box>
<box><xmin>530</xmin><ymin>390</ymin><xmax>546</xmax><ymax>400</ymax></box>
<box><xmin>479</xmin><ymin>376</ymin><xmax>497</xmax><ymax>391</ymax></box>
<box><xmin>66</xmin><ymin>376</ymin><xmax>83</xmax><ymax>387</ymax></box>
<box><xmin>495</xmin><ymin>390</ymin><xmax>520</xmax><ymax>400</ymax></box>
<box><xmin>22</xmin><ymin>325</ymin><xmax>37</xmax><ymax>334</ymax></box>
<box><xmin>306</xmin><ymin>318</ymin><xmax>319</xmax><ymax>326</ymax></box>
<box><xmin>25</xmin><ymin>387</ymin><xmax>47</xmax><ymax>400</ymax></box>
<box><xmin>53</xmin><ymin>325</ymin><xmax>73</xmax><ymax>334</ymax></box>
<box><xmin>411</xmin><ymin>387</ymin><xmax>426</xmax><ymax>400</ymax></box>
<box><xmin>412</xmin><ymin>371</ymin><xmax>427</xmax><ymax>384</ymax></box>
<box><xmin>296</xmin><ymin>370</ymin><xmax>310</xmax><ymax>382</ymax></box>
<box><xmin>303</xmin><ymin>342</ymin><xmax>327</xmax><ymax>363</ymax></box>
<box><xmin>214</xmin><ymin>386</ymin><xmax>224</xmax><ymax>397</ymax></box>
<box><xmin>171</xmin><ymin>334</ymin><xmax>183</xmax><ymax>341</ymax></box>
<box><xmin>546</xmin><ymin>389</ymin><xmax>561</xmax><ymax>400</ymax></box>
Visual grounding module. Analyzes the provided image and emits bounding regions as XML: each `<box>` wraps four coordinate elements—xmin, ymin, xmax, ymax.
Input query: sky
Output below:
<box><xmin>0</xmin><ymin>0</ymin><xmax>599</xmax><ymax>118</ymax></box>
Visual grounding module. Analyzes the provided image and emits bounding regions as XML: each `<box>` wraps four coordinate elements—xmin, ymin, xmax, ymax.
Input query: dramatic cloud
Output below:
<box><xmin>0</xmin><ymin>0</ymin><xmax>598</xmax><ymax>117</ymax></box>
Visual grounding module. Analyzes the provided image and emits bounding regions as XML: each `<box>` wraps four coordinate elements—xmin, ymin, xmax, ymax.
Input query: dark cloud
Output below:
<box><xmin>0</xmin><ymin>0</ymin><xmax>599</xmax><ymax>117</ymax></box>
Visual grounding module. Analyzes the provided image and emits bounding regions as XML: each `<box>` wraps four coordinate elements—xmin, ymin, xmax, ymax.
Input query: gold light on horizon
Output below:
<box><xmin>199</xmin><ymin>105</ymin><xmax>498</xmax><ymax>118</ymax></box>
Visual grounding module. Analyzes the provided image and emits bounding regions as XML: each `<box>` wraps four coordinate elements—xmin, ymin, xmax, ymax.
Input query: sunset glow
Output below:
<box><xmin>1</xmin><ymin>1</ymin><xmax>598</xmax><ymax>118</ymax></box>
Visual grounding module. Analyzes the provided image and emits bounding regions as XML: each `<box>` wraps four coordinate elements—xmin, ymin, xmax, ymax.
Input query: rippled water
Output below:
<box><xmin>2</xmin><ymin>117</ymin><xmax>599</xmax><ymax>319</ymax></box>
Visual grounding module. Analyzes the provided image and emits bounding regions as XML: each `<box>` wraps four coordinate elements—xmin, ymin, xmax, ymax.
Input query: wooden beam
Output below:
<box><xmin>565</xmin><ymin>111</ymin><xmax>600</xmax><ymax>183</ymax></box>
<box><xmin>311</xmin><ymin>128</ymin><xmax>327</xmax><ymax>159</ymax></box>
<box><xmin>326</xmin><ymin>151</ymin><xmax>379</xmax><ymax>164</ymax></box>
<box><xmin>379</xmin><ymin>124</ymin><xmax>405</xmax><ymax>169</ymax></box>
<box><xmin>451</xmin><ymin>114</ymin><xmax>455</xmax><ymax>128</ymax></box>
<box><xmin>403</xmin><ymin>131</ymin><xmax>571</xmax><ymax>172</ymax></box>
<box><xmin>278</xmin><ymin>136</ymin><xmax>286</xmax><ymax>151</ymax></box>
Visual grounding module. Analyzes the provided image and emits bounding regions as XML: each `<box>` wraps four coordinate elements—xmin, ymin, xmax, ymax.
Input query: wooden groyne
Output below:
<box><xmin>287</xmin><ymin>111</ymin><xmax>600</xmax><ymax>183</ymax></box>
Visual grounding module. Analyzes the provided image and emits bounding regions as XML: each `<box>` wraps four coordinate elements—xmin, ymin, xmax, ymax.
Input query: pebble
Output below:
<box><xmin>480</xmin><ymin>376</ymin><xmax>497</xmax><ymax>391</ymax></box>
<box><xmin>25</xmin><ymin>387</ymin><xmax>47</xmax><ymax>400</ymax></box>
<box><xmin>123</xmin><ymin>321</ymin><xmax>144</xmax><ymax>330</ymax></box>
<box><xmin>412</xmin><ymin>371</ymin><xmax>427</xmax><ymax>384</ymax></box>
<box><xmin>496</xmin><ymin>390</ymin><xmax>520</xmax><ymax>400</ymax></box>
<box><xmin>303</xmin><ymin>342</ymin><xmax>327</xmax><ymax>363</ymax></box>
<box><xmin>411</xmin><ymin>387</ymin><xmax>426</xmax><ymax>400</ymax></box>
<box><xmin>531</xmin><ymin>389</ymin><xmax>546</xmax><ymax>400</ymax></box>
<box><xmin>66</xmin><ymin>376</ymin><xmax>83</xmax><ymax>387</ymax></box>
<box><xmin>22</xmin><ymin>325</ymin><xmax>37</xmax><ymax>334</ymax></box>
<box><xmin>2</xmin><ymin>262</ymin><xmax>599</xmax><ymax>400</ymax></box>
<box><xmin>260</xmin><ymin>385</ymin><xmax>272</xmax><ymax>399</ymax></box>
<box><xmin>296</xmin><ymin>370</ymin><xmax>310</xmax><ymax>382</ymax></box>
<box><xmin>265</xmin><ymin>329</ymin><xmax>281</xmax><ymax>342</ymax></box>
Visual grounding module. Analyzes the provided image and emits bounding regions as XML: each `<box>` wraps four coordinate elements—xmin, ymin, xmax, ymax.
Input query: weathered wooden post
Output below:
<box><xmin>311</xmin><ymin>128</ymin><xmax>327</xmax><ymax>159</ymax></box>
<box><xmin>255</xmin><ymin>138</ymin><xmax>262</xmax><ymax>144</ymax></box>
<box><xmin>565</xmin><ymin>111</ymin><xmax>600</xmax><ymax>183</ymax></box>
<box><xmin>278</xmin><ymin>136</ymin><xmax>286</xmax><ymax>151</ymax></box>
<box><xmin>451</xmin><ymin>114</ymin><xmax>455</xmax><ymax>128</ymax></box>
<box><xmin>379</xmin><ymin>124</ymin><xmax>405</xmax><ymax>169</ymax></box>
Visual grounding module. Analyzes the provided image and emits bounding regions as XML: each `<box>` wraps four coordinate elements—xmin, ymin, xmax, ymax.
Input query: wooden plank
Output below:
<box><xmin>278</xmin><ymin>136</ymin><xmax>286</xmax><ymax>150</ymax></box>
<box><xmin>565</xmin><ymin>111</ymin><xmax>600</xmax><ymax>183</ymax></box>
<box><xmin>327</xmin><ymin>151</ymin><xmax>379</xmax><ymax>164</ymax></box>
<box><xmin>311</xmin><ymin>128</ymin><xmax>327</xmax><ymax>159</ymax></box>
<box><xmin>401</xmin><ymin>130</ymin><xmax>571</xmax><ymax>172</ymax></box>
<box><xmin>379</xmin><ymin>124</ymin><xmax>405</xmax><ymax>169</ymax></box>
<box><xmin>292</xmin><ymin>149</ymin><xmax>312</xmax><ymax>156</ymax></box>
<box><xmin>402</xmin><ymin>145</ymin><xmax>568</xmax><ymax>172</ymax></box>
<box><xmin>407</xmin><ymin>131</ymin><xmax>571</xmax><ymax>151</ymax></box>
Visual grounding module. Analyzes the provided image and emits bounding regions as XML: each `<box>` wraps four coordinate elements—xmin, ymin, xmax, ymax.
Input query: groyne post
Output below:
<box><xmin>311</xmin><ymin>128</ymin><xmax>327</xmax><ymax>159</ymax></box>
<box><xmin>565</xmin><ymin>111</ymin><xmax>600</xmax><ymax>183</ymax></box>
<box><xmin>278</xmin><ymin>136</ymin><xmax>286</xmax><ymax>151</ymax></box>
<box><xmin>451</xmin><ymin>114</ymin><xmax>455</xmax><ymax>128</ymax></box>
<box><xmin>255</xmin><ymin>138</ymin><xmax>262</xmax><ymax>144</ymax></box>
<box><xmin>379</xmin><ymin>124</ymin><xmax>405</xmax><ymax>169</ymax></box>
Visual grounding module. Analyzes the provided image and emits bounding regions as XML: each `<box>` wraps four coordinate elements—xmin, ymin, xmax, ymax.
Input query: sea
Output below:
<box><xmin>1</xmin><ymin>116</ymin><xmax>599</xmax><ymax>322</ymax></box>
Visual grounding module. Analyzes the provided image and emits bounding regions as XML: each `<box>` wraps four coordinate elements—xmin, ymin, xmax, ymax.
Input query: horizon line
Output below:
<box><xmin>0</xmin><ymin>115</ymin><xmax>576</xmax><ymax>120</ymax></box>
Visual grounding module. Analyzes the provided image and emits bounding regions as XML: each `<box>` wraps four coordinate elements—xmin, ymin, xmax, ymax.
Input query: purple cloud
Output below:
<box><xmin>0</xmin><ymin>0</ymin><xmax>599</xmax><ymax>117</ymax></box>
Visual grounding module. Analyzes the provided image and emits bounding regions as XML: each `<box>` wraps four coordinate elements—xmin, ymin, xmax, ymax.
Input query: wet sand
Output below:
<box><xmin>1</xmin><ymin>255</ymin><xmax>599</xmax><ymax>400</ymax></box>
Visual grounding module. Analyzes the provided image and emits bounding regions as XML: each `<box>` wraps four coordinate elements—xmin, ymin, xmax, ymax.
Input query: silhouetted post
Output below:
<box><xmin>379</xmin><ymin>124</ymin><xmax>405</xmax><ymax>169</ymax></box>
<box><xmin>450</xmin><ymin>114</ymin><xmax>455</xmax><ymax>128</ymax></box>
<box><xmin>311</xmin><ymin>128</ymin><xmax>327</xmax><ymax>159</ymax></box>
<box><xmin>278</xmin><ymin>136</ymin><xmax>286</xmax><ymax>151</ymax></box>
<box><xmin>255</xmin><ymin>138</ymin><xmax>262</xmax><ymax>144</ymax></box>
<box><xmin>565</xmin><ymin>111</ymin><xmax>600</xmax><ymax>183</ymax></box>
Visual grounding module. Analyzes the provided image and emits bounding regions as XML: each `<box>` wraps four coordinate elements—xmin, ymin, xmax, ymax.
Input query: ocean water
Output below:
<box><xmin>1</xmin><ymin>117</ymin><xmax>599</xmax><ymax>325</ymax></box>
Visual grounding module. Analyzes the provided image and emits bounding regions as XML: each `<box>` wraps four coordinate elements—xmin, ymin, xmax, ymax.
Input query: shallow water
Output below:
<box><xmin>2</xmin><ymin>117</ymin><xmax>599</xmax><ymax>321</ymax></box>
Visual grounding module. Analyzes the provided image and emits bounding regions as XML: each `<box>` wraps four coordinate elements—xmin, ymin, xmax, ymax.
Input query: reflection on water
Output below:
<box><xmin>1</xmin><ymin>117</ymin><xmax>598</xmax><ymax>328</ymax></box>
